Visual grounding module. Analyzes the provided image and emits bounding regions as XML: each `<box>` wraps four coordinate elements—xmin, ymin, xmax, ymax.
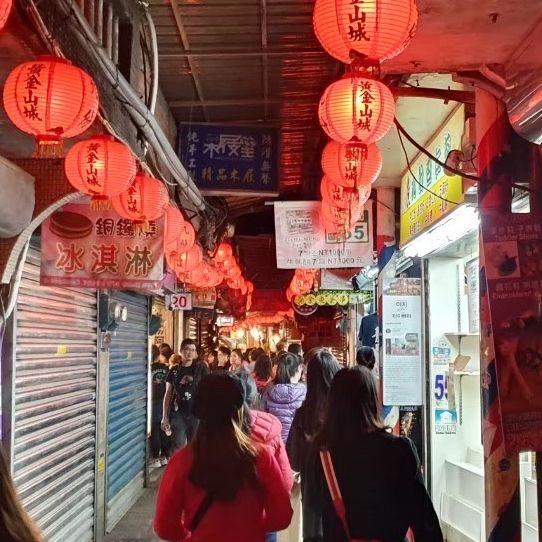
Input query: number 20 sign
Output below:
<box><xmin>166</xmin><ymin>292</ymin><xmax>192</xmax><ymax>311</ymax></box>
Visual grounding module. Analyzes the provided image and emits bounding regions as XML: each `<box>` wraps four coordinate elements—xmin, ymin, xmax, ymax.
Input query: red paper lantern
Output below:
<box><xmin>228</xmin><ymin>277</ymin><xmax>244</xmax><ymax>290</ymax></box>
<box><xmin>165</xmin><ymin>206</ymin><xmax>195</xmax><ymax>253</ymax></box>
<box><xmin>111</xmin><ymin>173</ymin><xmax>168</xmax><ymax>222</ymax></box>
<box><xmin>246</xmin><ymin>281</ymin><xmax>254</xmax><ymax>294</ymax></box>
<box><xmin>286</xmin><ymin>287</ymin><xmax>294</xmax><ymax>302</ymax></box>
<box><xmin>175</xmin><ymin>244</ymin><xmax>203</xmax><ymax>273</ymax></box>
<box><xmin>65</xmin><ymin>135</ymin><xmax>136</xmax><ymax>199</ymax></box>
<box><xmin>313</xmin><ymin>0</ymin><xmax>418</xmax><ymax>64</ymax></box>
<box><xmin>321</xmin><ymin>199</ymin><xmax>363</xmax><ymax>230</ymax></box>
<box><xmin>0</xmin><ymin>0</ymin><xmax>12</xmax><ymax>30</ymax></box>
<box><xmin>319</xmin><ymin>75</ymin><xmax>395</xmax><ymax>145</ymax></box>
<box><xmin>226</xmin><ymin>265</ymin><xmax>242</xmax><ymax>280</ymax></box>
<box><xmin>3</xmin><ymin>57</ymin><xmax>98</xmax><ymax>149</ymax></box>
<box><xmin>214</xmin><ymin>242</ymin><xmax>233</xmax><ymax>263</ymax></box>
<box><xmin>321</xmin><ymin>141</ymin><xmax>382</xmax><ymax>187</ymax></box>
<box><xmin>320</xmin><ymin>175</ymin><xmax>371</xmax><ymax>210</ymax></box>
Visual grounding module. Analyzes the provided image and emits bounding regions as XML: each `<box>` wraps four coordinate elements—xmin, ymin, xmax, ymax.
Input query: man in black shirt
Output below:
<box><xmin>150</xmin><ymin>348</ymin><xmax>169</xmax><ymax>467</ymax></box>
<box><xmin>161</xmin><ymin>338</ymin><xmax>209</xmax><ymax>452</ymax></box>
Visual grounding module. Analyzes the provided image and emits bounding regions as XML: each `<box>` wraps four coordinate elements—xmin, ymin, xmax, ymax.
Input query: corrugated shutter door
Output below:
<box><xmin>13</xmin><ymin>247</ymin><xmax>97</xmax><ymax>542</ymax></box>
<box><xmin>106</xmin><ymin>291</ymin><xmax>148</xmax><ymax>532</ymax></box>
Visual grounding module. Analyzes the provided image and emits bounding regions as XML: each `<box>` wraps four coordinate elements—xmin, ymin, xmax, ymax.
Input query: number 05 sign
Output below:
<box><xmin>166</xmin><ymin>292</ymin><xmax>192</xmax><ymax>311</ymax></box>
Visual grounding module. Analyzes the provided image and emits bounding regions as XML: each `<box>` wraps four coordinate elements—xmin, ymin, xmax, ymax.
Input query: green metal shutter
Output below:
<box><xmin>106</xmin><ymin>291</ymin><xmax>148</xmax><ymax>532</ymax></box>
<box><xmin>13</xmin><ymin>247</ymin><xmax>98</xmax><ymax>542</ymax></box>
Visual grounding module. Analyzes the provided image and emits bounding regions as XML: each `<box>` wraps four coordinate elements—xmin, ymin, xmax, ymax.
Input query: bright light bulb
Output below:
<box><xmin>250</xmin><ymin>327</ymin><xmax>260</xmax><ymax>340</ymax></box>
<box><xmin>235</xmin><ymin>329</ymin><xmax>245</xmax><ymax>339</ymax></box>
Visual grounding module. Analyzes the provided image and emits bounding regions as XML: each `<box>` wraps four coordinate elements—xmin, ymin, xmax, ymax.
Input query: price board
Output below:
<box><xmin>166</xmin><ymin>292</ymin><xmax>192</xmax><ymax>311</ymax></box>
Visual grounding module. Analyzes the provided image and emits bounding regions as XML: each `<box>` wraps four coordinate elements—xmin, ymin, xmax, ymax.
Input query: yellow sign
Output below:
<box><xmin>400</xmin><ymin>105</ymin><xmax>465</xmax><ymax>246</ymax></box>
<box><xmin>55</xmin><ymin>345</ymin><xmax>68</xmax><ymax>356</ymax></box>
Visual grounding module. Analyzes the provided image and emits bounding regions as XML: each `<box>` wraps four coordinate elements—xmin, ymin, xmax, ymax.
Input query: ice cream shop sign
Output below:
<box><xmin>40</xmin><ymin>203</ymin><xmax>164</xmax><ymax>289</ymax></box>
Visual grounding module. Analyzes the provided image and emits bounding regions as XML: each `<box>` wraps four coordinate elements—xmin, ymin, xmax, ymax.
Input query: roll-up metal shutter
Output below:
<box><xmin>13</xmin><ymin>247</ymin><xmax>98</xmax><ymax>542</ymax></box>
<box><xmin>106</xmin><ymin>291</ymin><xmax>148</xmax><ymax>532</ymax></box>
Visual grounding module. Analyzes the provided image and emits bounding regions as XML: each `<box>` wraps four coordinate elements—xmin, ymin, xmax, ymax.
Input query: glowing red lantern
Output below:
<box><xmin>313</xmin><ymin>0</ymin><xmax>418</xmax><ymax>64</ymax></box>
<box><xmin>320</xmin><ymin>176</ymin><xmax>371</xmax><ymax>210</ymax></box>
<box><xmin>111</xmin><ymin>173</ymin><xmax>169</xmax><ymax>222</ymax></box>
<box><xmin>321</xmin><ymin>199</ymin><xmax>363</xmax><ymax>230</ymax></box>
<box><xmin>175</xmin><ymin>244</ymin><xmax>203</xmax><ymax>273</ymax></box>
<box><xmin>65</xmin><ymin>135</ymin><xmax>136</xmax><ymax>200</ymax></box>
<box><xmin>4</xmin><ymin>57</ymin><xmax>98</xmax><ymax>152</ymax></box>
<box><xmin>0</xmin><ymin>0</ymin><xmax>12</xmax><ymax>30</ymax></box>
<box><xmin>214</xmin><ymin>243</ymin><xmax>233</xmax><ymax>263</ymax></box>
<box><xmin>165</xmin><ymin>206</ymin><xmax>195</xmax><ymax>253</ymax></box>
<box><xmin>226</xmin><ymin>265</ymin><xmax>242</xmax><ymax>280</ymax></box>
<box><xmin>228</xmin><ymin>277</ymin><xmax>244</xmax><ymax>290</ymax></box>
<box><xmin>321</xmin><ymin>141</ymin><xmax>382</xmax><ymax>188</ymax></box>
<box><xmin>246</xmin><ymin>281</ymin><xmax>254</xmax><ymax>294</ymax></box>
<box><xmin>286</xmin><ymin>287</ymin><xmax>294</xmax><ymax>302</ymax></box>
<box><xmin>319</xmin><ymin>75</ymin><xmax>395</xmax><ymax>145</ymax></box>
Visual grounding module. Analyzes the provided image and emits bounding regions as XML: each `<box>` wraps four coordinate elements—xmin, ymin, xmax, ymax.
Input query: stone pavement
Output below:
<box><xmin>104</xmin><ymin>468</ymin><xmax>164</xmax><ymax>542</ymax></box>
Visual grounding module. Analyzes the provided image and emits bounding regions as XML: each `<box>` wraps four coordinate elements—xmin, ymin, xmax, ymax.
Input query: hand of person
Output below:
<box><xmin>161</xmin><ymin>418</ymin><xmax>171</xmax><ymax>434</ymax></box>
<box><xmin>180</xmin><ymin>375</ymin><xmax>194</xmax><ymax>385</ymax></box>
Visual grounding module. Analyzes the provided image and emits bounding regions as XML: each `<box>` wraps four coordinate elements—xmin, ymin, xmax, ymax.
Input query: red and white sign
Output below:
<box><xmin>41</xmin><ymin>203</ymin><xmax>164</xmax><ymax>289</ymax></box>
<box><xmin>166</xmin><ymin>292</ymin><xmax>193</xmax><ymax>311</ymax></box>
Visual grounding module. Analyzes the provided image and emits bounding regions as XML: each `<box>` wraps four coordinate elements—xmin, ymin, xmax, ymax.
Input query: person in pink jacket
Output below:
<box><xmin>154</xmin><ymin>373</ymin><xmax>293</xmax><ymax>542</ymax></box>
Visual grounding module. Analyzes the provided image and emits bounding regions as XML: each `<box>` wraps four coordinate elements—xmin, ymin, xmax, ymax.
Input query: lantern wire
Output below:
<box><xmin>394</xmin><ymin>118</ymin><xmax>538</xmax><ymax>196</ymax></box>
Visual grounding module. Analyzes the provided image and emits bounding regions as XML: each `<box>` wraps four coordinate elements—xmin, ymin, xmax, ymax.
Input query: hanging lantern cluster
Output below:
<box><xmin>224</xmin><ymin>309</ymin><xmax>295</xmax><ymax>334</ymax></box>
<box><xmin>313</xmin><ymin>0</ymin><xmax>418</xmax><ymax>238</ymax></box>
<box><xmin>287</xmin><ymin>269</ymin><xmax>317</xmax><ymax>301</ymax></box>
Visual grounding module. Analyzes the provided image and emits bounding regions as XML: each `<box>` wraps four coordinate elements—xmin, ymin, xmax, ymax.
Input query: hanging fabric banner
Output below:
<box><xmin>274</xmin><ymin>201</ymin><xmax>373</xmax><ymax>269</ymax></box>
<box><xmin>178</xmin><ymin>123</ymin><xmax>280</xmax><ymax>196</ymax></box>
<box><xmin>481</xmin><ymin>212</ymin><xmax>542</xmax><ymax>453</ymax></box>
<box><xmin>41</xmin><ymin>203</ymin><xmax>164</xmax><ymax>289</ymax></box>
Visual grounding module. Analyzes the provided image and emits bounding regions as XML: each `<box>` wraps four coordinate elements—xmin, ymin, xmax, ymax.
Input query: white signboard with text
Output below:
<box><xmin>274</xmin><ymin>201</ymin><xmax>373</xmax><ymax>269</ymax></box>
<box><xmin>382</xmin><ymin>278</ymin><xmax>423</xmax><ymax>406</ymax></box>
<box><xmin>166</xmin><ymin>292</ymin><xmax>192</xmax><ymax>311</ymax></box>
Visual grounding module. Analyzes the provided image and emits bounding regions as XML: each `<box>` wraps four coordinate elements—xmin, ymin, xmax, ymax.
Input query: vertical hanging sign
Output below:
<box><xmin>382</xmin><ymin>277</ymin><xmax>423</xmax><ymax>406</ymax></box>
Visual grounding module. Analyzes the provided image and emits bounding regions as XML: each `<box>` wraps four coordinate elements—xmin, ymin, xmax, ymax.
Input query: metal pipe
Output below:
<box><xmin>144</xmin><ymin>9</ymin><xmax>159</xmax><ymax>116</ymax></box>
<box><xmin>112</xmin><ymin>15</ymin><xmax>119</xmax><ymax>65</ymax></box>
<box><xmin>95</xmin><ymin>0</ymin><xmax>103</xmax><ymax>46</ymax></box>
<box><xmin>104</xmin><ymin>2</ymin><xmax>113</xmax><ymax>59</ymax></box>
<box><xmin>159</xmin><ymin>47</ymin><xmax>325</xmax><ymax>59</ymax></box>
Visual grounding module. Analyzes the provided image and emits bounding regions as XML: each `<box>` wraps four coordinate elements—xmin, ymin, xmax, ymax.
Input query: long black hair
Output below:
<box><xmin>274</xmin><ymin>352</ymin><xmax>301</xmax><ymax>384</ymax></box>
<box><xmin>318</xmin><ymin>367</ymin><xmax>386</xmax><ymax>449</ymax></box>
<box><xmin>254</xmin><ymin>354</ymin><xmax>272</xmax><ymax>381</ymax></box>
<box><xmin>356</xmin><ymin>346</ymin><xmax>376</xmax><ymax>370</ymax></box>
<box><xmin>301</xmin><ymin>347</ymin><xmax>341</xmax><ymax>436</ymax></box>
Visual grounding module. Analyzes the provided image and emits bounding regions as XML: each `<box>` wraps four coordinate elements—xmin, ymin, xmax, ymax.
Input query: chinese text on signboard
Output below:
<box><xmin>179</xmin><ymin>124</ymin><xmax>279</xmax><ymax>196</ymax></box>
<box><xmin>274</xmin><ymin>201</ymin><xmax>373</xmax><ymax>269</ymax></box>
<box><xmin>400</xmin><ymin>106</ymin><xmax>465</xmax><ymax>245</ymax></box>
<box><xmin>41</xmin><ymin>204</ymin><xmax>164</xmax><ymax>289</ymax></box>
<box><xmin>482</xmin><ymin>213</ymin><xmax>542</xmax><ymax>453</ymax></box>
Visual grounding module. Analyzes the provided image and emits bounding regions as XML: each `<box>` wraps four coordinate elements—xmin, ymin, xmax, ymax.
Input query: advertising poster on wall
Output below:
<box><xmin>41</xmin><ymin>203</ymin><xmax>164</xmax><ymax>289</ymax></box>
<box><xmin>466</xmin><ymin>259</ymin><xmax>480</xmax><ymax>334</ymax></box>
<box><xmin>482</xmin><ymin>213</ymin><xmax>542</xmax><ymax>453</ymax></box>
<box><xmin>432</xmin><ymin>342</ymin><xmax>457</xmax><ymax>435</ymax></box>
<box><xmin>274</xmin><ymin>201</ymin><xmax>373</xmax><ymax>269</ymax></box>
<box><xmin>382</xmin><ymin>278</ymin><xmax>423</xmax><ymax>406</ymax></box>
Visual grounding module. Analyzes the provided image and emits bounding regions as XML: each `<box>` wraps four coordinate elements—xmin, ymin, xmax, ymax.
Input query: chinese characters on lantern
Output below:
<box><xmin>23</xmin><ymin>63</ymin><xmax>45</xmax><ymax>122</ymax></box>
<box><xmin>179</xmin><ymin>124</ymin><xmax>279</xmax><ymax>195</ymax></box>
<box><xmin>356</xmin><ymin>81</ymin><xmax>375</xmax><ymax>132</ymax></box>
<box><xmin>347</xmin><ymin>1</ymin><xmax>370</xmax><ymax>43</ymax></box>
<box><xmin>41</xmin><ymin>204</ymin><xmax>164</xmax><ymax>289</ymax></box>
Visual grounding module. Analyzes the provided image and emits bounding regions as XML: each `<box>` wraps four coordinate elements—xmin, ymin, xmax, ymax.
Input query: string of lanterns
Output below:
<box><xmin>222</xmin><ymin>309</ymin><xmax>295</xmax><ymax>334</ymax></box>
<box><xmin>1</xmin><ymin>52</ymin><xmax>247</xmax><ymax>304</ymax></box>
<box><xmin>286</xmin><ymin>268</ymin><xmax>318</xmax><ymax>301</ymax></box>
<box><xmin>314</xmin><ymin>0</ymin><xmax>418</xmax><ymax>236</ymax></box>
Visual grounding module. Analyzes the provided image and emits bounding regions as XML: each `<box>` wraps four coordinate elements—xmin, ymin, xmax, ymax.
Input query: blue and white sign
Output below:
<box><xmin>178</xmin><ymin>123</ymin><xmax>280</xmax><ymax>196</ymax></box>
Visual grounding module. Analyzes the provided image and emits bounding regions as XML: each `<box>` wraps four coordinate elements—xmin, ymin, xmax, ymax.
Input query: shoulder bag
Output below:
<box><xmin>319</xmin><ymin>449</ymin><xmax>381</xmax><ymax>542</ymax></box>
<box><xmin>189</xmin><ymin>492</ymin><xmax>214</xmax><ymax>533</ymax></box>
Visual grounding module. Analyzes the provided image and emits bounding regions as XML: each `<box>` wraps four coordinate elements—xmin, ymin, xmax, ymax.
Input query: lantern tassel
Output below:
<box><xmin>90</xmin><ymin>196</ymin><xmax>112</xmax><ymax>211</ymax></box>
<box><xmin>34</xmin><ymin>138</ymin><xmax>63</xmax><ymax>159</ymax></box>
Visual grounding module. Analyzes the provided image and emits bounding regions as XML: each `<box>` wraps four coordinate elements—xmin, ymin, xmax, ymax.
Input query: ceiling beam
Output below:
<box><xmin>159</xmin><ymin>48</ymin><xmax>326</xmax><ymax>59</ymax></box>
<box><xmin>168</xmin><ymin>0</ymin><xmax>209</xmax><ymax>121</ymax></box>
<box><xmin>169</xmin><ymin>88</ymin><xmax>475</xmax><ymax>108</ymax></box>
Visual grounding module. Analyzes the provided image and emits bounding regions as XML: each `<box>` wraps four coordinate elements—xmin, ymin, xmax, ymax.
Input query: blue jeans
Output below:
<box><xmin>265</xmin><ymin>533</ymin><xmax>277</xmax><ymax>542</ymax></box>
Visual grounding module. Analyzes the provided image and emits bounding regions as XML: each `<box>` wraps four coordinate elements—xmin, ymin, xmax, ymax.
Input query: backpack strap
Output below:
<box><xmin>190</xmin><ymin>492</ymin><xmax>214</xmax><ymax>532</ymax></box>
<box><xmin>320</xmin><ymin>449</ymin><xmax>352</xmax><ymax>540</ymax></box>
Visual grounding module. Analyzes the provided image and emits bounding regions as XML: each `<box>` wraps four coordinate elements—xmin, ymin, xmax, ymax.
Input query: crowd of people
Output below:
<box><xmin>152</xmin><ymin>340</ymin><xmax>444</xmax><ymax>542</ymax></box>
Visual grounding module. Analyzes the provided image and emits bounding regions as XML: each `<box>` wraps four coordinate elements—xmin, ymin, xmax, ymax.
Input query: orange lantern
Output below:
<box><xmin>320</xmin><ymin>176</ymin><xmax>371</xmax><ymax>210</ymax></box>
<box><xmin>165</xmin><ymin>206</ymin><xmax>195</xmax><ymax>253</ymax></box>
<box><xmin>246</xmin><ymin>281</ymin><xmax>254</xmax><ymax>294</ymax></box>
<box><xmin>319</xmin><ymin>75</ymin><xmax>395</xmax><ymax>145</ymax></box>
<box><xmin>228</xmin><ymin>277</ymin><xmax>244</xmax><ymax>290</ymax></box>
<box><xmin>65</xmin><ymin>135</ymin><xmax>136</xmax><ymax>201</ymax></box>
<box><xmin>214</xmin><ymin>242</ymin><xmax>233</xmax><ymax>263</ymax></box>
<box><xmin>321</xmin><ymin>141</ymin><xmax>382</xmax><ymax>188</ymax></box>
<box><xmin>175</xmin><ymin>244</ymin><xmax>203</xmax><ymax>273</ymax></box>
<box><xmin>3</xmin><ymin>57</ymin><xmax>99</xmax><ymax>153</ymax></box>
<box><xmin>111</xmin><ymin>173</ymin><xmax>169</xmax><ymax>222</ymax></box>
<box><xmin>225</xmin><ymin>265</ymin><xmax>242</xmax><ymax>280</ymax></box>
<box><xmin>0</xmin><ymin>0</ymin><xmax>12</xmax><ymax>30</ymax></box>
<box><xmin>286</xmin><ymin>287</ymin><xmax>294</xmax><ymax>302</ymax></box>
<box><xmin>313</xmin><ymin>0</ymin><xmax>418</xmax><ymax>64</ymax></box>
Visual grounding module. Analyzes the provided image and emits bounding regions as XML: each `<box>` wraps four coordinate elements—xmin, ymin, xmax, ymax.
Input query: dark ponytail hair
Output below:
<box><xmin>274</xmin><ymin>352</ymin><xmax>301</xmax><ymax>384</ymax></box>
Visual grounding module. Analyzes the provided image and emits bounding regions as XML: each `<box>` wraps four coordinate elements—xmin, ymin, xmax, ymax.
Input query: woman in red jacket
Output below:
<box><xmin>154</xmin><ymin>373</ymin><xmax>293</xmax><ymax>542</ymax></box>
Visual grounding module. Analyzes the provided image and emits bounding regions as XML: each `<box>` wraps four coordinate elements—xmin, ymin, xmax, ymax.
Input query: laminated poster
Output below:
<box><xmin>482</xmin><ymin>213</ymin><xmax>542</xmax><ymax>453</ymax></box>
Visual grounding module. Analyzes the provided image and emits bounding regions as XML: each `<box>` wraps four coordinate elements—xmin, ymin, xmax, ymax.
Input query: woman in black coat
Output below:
<box><xmin>315</xmin><ymin>367</ymin><xmax>443</xmax><ymax>542</ymax></box>
<box><xmin>286</xmin><ymin>348</ymin><xmax>341</xmax><ymax>542</ymax></box>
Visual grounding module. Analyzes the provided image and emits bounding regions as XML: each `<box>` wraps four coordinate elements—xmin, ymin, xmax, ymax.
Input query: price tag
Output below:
<box><xmin>167</xmin><ymin>292</ymin><xmax>192</xmax><ymax>311</ymax></box>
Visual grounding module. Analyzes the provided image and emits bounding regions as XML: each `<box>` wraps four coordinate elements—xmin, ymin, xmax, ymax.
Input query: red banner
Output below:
<box><xmin>41</xmin><ymin>203</ymin><xmax>164</xmax><ymax>289</ymax></box>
